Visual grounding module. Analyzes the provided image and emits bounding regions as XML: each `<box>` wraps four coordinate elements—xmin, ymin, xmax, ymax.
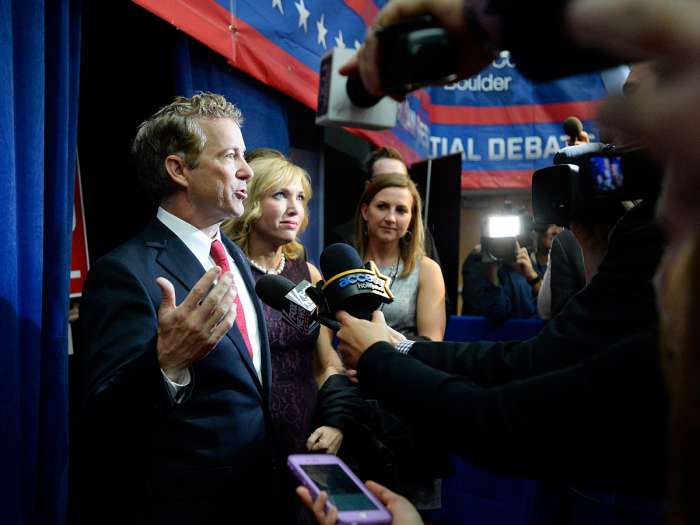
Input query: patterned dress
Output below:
<box><xmin>250</xmin><ymin>256</ymin><xmax>318</xmax><ymax>524</ymax></box>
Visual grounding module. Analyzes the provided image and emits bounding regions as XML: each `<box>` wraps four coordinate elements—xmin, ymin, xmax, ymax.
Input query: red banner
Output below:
<box><xmin>70</xmin><ymin>160</ymin><xmax>89</xmax><ymax>297</ymax></box>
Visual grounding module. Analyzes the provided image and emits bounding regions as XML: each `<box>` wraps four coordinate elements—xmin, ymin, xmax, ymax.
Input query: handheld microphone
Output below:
<box><xmin>255</xmin><ymin>274</ymin><xmax>341</xmax><ymax>333</ymax></box>
<box><xmin>316</xmin><ymin>47</ymin><xmax>398</xmax><ymax>130</ymax></box>
<box><xmin>319</xmin><ymin>243</ymin><xmax>393</xmax><ymax>320</ymax></box>
<box><xmin>562</xmin><ymin>116</ymin><xmax>584</xmax><ymax>141</ymax></box>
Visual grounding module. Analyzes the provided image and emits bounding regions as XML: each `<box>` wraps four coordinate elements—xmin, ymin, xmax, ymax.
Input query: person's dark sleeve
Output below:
<box><xmin>408</xmin><ymin>338</ymin><xmax>528</xmax><ymax>387</ymax></box>
<box><xmin>462</xmin><ymin>258</ymin><xmax>512</xmax><ymax>322</ymax></box>
<box><xmin>357</xmin><ymin>334</ymin><xmax>667</xmax><ymax>493</ymax></box>
<box><xmin>550</xmin><ymin>230</ymin><xmax>586</xmax><ymax>317</ymax></box>
<box><xmin>510</xmin><ymin>271</ymin><xmax>539</xmax><ymax>319</ymax></box>
<box><xmin>483</xmin><ymin>0</ymin><xmax>624</xmax><ymax>81</ymax></box>
<box><xmin>316</xmin><ymin>373</ymin><xmax>372</xmax><ymax>431</ymax></box>
<box><xmin>483</xmin><ymin>267</ymin><xmax>521</xmax><ymax>321</ymax></box>
<box><xmin>79</xmin><ymin>257</ymin><xmax>181</xmax><ymax>417</ymax></box>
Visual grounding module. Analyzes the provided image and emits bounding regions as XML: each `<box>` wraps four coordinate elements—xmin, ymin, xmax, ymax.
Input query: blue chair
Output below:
<box><xmin>444</xmin><ymin>315</ymin><xmax>544</xmax><ymax>343</ymax></box>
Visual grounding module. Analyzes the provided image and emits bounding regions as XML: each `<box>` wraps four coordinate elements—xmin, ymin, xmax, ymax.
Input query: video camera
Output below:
<box><xmin>532</xmin><ymin>143</ymin><xmax>662</xmax><ymax>227</ymax></box>
<box><xmin>480</xmin><ymin>202</ymin><xmax>534</xmax><ymax>264</ymax></box>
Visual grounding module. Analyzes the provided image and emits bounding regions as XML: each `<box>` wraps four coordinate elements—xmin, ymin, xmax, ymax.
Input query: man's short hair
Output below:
<box><xmin>131</xmin><ymin>92</ymin><xmax>243</xmax><ymax>205</ymax></box>
<box><xmin>363</xmin><ymin>146</ymin><xmax>406</xmax><ymax>177</ymax></box>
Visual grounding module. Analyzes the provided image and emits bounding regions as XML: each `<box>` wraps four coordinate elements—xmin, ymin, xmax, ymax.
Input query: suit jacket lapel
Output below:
<box><xmin>144</xmin><ymin>219</ymin><xmax>264</xmax><ymax>395</ymax></box>
<box><xmin>146</xmin><ymin>219</ymin><xmax>205</xmax><ymax>293</ymax></box>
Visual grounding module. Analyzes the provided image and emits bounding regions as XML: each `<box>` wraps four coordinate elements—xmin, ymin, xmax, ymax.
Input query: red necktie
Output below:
<box><xmin>210</xmin><ymin>239</ymin><xmax>253</xmax><ymax>359</ymax></box>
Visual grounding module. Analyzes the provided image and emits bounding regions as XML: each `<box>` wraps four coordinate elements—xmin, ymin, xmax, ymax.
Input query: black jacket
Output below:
<box><xmin>356</xmin><ymin>202</ymin><xmax>668</xmax><ymax>495</ymax></box>
<box><xmin>550</xmin><ymin>229</ymin><xmax>586</xmax><ymax>318</ymax></box>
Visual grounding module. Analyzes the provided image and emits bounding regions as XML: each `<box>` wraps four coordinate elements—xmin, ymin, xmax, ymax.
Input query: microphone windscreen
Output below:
<box><xmin>255</xmin><ymin>274</ymin><xmax>295</xmax><ymax>312</ymax></box>
<box><xmin>562</xmin><ymin>116</ymin><xmax>583</xmax><ymax>138</ymax></box>
<box><xmin>319</xmin><ymin>243</ymin><xmax>392</xmax><ymax>320</ymax></box>
<box><xmin>320</xmin><ymin>243</ymin><xmax>364</xmax><ymax>280</ymax></box>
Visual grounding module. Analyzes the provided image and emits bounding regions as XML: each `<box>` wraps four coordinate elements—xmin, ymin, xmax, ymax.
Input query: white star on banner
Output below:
<box><xmin>354</xmin><ymin>40</ymin><xmax>362</xmax><ymax>50</ymax></box>
<box><xmin>316</xmin><ymin>14</ymin><xmax>328</xmax><ymax>49</ymax></box>
<box><xmin>272</xmin><ymin>0</ymin><xmax>284</xmax><ymax>15</ymax></box>
<box><xmin>295</xmin><ymin>0</ymin><xmax>310</xmax><ymax>32</ymax></box>
<box><xmin>335</xmin><ymin>30</ymin><xmax>346</xmax><ymax>48</ymax></box>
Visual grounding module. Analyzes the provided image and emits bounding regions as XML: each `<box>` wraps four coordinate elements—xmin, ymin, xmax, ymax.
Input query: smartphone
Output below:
<box><xmin>288</xmin><ymin>454</ymin><xmax>392</xmax><ymax>525</ymax></box>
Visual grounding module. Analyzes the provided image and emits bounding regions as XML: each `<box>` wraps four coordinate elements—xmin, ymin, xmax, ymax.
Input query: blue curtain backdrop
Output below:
<box><xmin>0</xmin><ymin>1</ymin><xmax>81</xmax><ymax>524</ymax></box>
<box><xmin>173</xmin><ymin>35</ymin><xmax>291</xmax><ymax>156</ymax></box>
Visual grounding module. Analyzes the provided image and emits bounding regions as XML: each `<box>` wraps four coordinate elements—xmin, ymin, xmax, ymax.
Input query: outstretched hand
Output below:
<box><xmin>296</xmin><ymin>480</ymin><xmax>423</xmax><ymax>525</ymax></box>
<box><xmin>156</xmin><ymin>267</ymin><xmax>237</xmax><ymax>379</ymax></box>
<box><xmin>335</xmin><ymin>310</ymin><xmax>402</xmax><ymax>369</ymax></box>
<box><xmin>306</xmin><ymin>426</ymin><xmax>343</xmax><ymax>455</ymax></box>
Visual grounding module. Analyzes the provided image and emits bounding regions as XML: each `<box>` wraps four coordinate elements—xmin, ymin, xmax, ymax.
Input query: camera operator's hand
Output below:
<box><xmin>339</xmin><ymin>0</ymin><xmax>496</xmax><ymax>98</ymax></box>
<box><xmin>514</xmin><ymin>246</ymin><xmax>539</xmax><ymax>282</ymax></box>
<box><xmin>568</xmin><ymin>0</ymin><xmax>700</xmax><ymax>243</ymax></box>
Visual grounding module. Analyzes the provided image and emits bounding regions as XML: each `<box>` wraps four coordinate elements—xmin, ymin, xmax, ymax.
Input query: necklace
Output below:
<box><xmin>248</xmin><ymin>253</ymin><xmax>286</xmax><ymax>275</ymax></box>
<box><xmin>372</xmin><ymin>254</ymin><xmax>401</xmax><ymax>284</ymax></box>
<box><xmin>378</xmin><ymin>256</ymin><xmax>401</xmax><ymax>311</ymax></box>
<box><xmin>387</xmin><ymin>256</ymin><xmax>400</xmax><ymax>284</ymax></box>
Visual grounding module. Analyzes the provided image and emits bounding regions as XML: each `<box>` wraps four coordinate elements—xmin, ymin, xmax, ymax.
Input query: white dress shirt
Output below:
<box><xmin>157</xmin><ymin>207</ymin><xmax>262</xmax><ymax>397</ymax></box>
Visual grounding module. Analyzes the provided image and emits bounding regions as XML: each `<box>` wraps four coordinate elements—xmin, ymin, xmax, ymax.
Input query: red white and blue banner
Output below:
<box><xmin>133</xmin><ymin>0</ymin><xmax>608</xmax><ymax>188</ymax></box>
<box><xmin>428</xmin><ymin>55</ymin><xmax>606</xmax><ymax>188</ymax></box>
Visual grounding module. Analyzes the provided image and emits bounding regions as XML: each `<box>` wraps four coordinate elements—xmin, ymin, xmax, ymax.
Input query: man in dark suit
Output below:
<box><xmin>78</xmin><ymin>93</ymin><xmax>279</xmax><ymax>524</ymax></box>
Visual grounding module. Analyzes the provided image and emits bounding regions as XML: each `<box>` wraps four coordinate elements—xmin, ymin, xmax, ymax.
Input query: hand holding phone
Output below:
<box><xmin>288</xmin><ymin>454</ymin><xmax>392</xmax><ymax>525</ymax></box>
<box><xmin>297</xmin><ymin>481</ymin><xmax>425</xmax><ymax>525</ymax></box>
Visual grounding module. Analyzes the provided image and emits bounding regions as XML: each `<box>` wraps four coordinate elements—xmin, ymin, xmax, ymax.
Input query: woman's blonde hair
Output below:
<box><xmin>222</xmin><ymin>155</ymin><xmax>312</xmax><ymax>260</ymax></box>
<box><xmin>354</xmin><ymin>172</ymin><xmax>425</xmax><ymax>277</ymax></box>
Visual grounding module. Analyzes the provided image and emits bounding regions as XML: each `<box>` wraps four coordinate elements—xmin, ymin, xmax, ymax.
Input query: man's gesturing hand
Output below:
<box><xmin>156</xmin><ymin>267</ymin><xmax>237</xmax><ymax>379</ymax></box>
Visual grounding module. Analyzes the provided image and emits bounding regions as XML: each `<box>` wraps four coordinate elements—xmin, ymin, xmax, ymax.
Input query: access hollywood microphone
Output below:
<box><xmin>255</xmin><ymin>274</ymin><xmax>341</xmax><ymax>333</ymax></box>
<box><xmin>318</xmin><ymin>243</ymin><xmax>394</xmax><ymax>320</ymax></box>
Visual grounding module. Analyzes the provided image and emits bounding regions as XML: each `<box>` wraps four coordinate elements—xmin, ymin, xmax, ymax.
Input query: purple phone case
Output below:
<box><xmin>288</xmin><ymin>454</ymin><xmax>392</xmax><ymax>525</ymax></box>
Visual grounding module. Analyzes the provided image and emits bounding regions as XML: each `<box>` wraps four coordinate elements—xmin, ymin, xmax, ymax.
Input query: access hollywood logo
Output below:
<box><xmin>337</xmin><ymin>272</ymin><xmax>383</xmax><ymax>289</ymax></box>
